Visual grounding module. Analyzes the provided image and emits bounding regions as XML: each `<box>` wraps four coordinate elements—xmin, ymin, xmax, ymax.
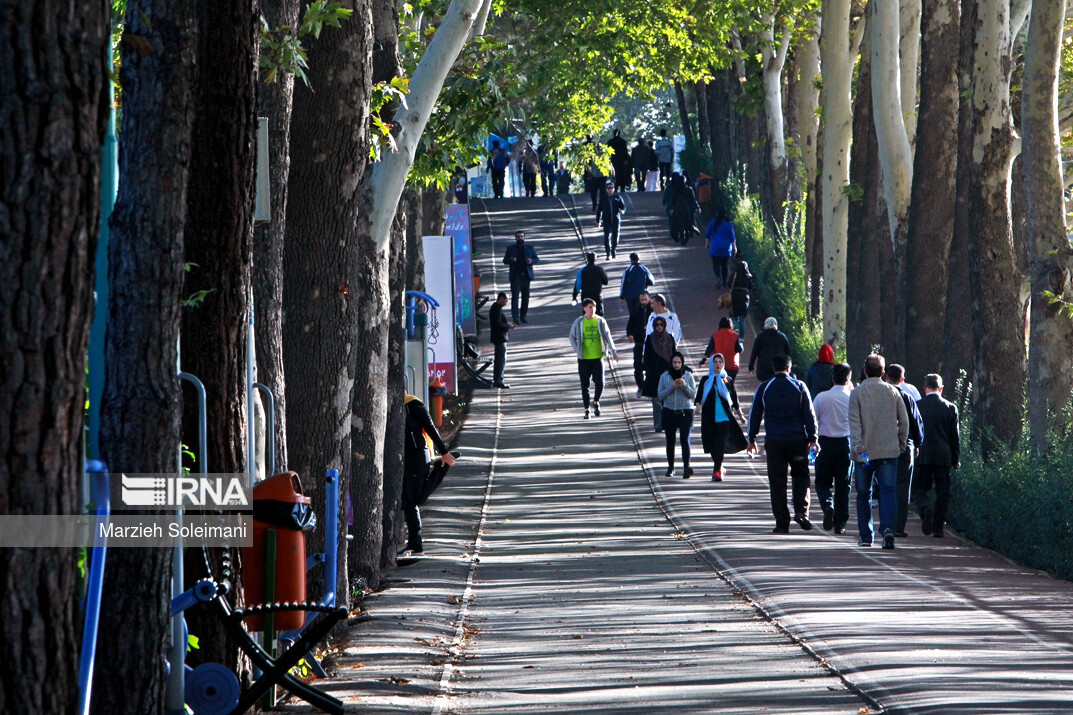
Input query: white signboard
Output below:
<box><xmin>422</xmin><ymin>236</ymin><xmax>457</xmax><ymax>393</ymax></box>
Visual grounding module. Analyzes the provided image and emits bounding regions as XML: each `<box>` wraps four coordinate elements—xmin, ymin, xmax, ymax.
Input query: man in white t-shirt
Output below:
<box><xmin>812</xmin><ymin>363</ymin><xmax>854</xmax><ymax>534</ymax></box>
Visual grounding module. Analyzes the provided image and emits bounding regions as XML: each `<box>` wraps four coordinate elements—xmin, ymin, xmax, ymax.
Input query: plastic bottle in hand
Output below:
<box><xmin>808</xmin><ymin>444</ymin><xmax>818</xmax><ymax>466</ymax></box>
<box><xmin>860</xmin><ymin>449</ymin><xmax>870</xmax><ymax>465</ymax></box>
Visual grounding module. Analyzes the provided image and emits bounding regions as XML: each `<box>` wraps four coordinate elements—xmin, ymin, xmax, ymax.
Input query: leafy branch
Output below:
<box><xmin>260</xmin><ymin>0</ymin><xmax>353</xmax><ymax>86</ymax></box>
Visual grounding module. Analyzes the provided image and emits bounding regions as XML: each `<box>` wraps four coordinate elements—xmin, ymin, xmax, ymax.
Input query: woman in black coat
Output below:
<box><xmin>694</xmin><ymin>353</ymin><xmax>747</xmax><ymax>481</ymax></box>
<box><xmin>729</xmin><ymin>260</ymin><xmax>753</xmax><ymax>336</ymax></box>
<box><xmin>642</xmin><ymin>316</ymin><xmax>676</xmax><ymax>431</ymax></box>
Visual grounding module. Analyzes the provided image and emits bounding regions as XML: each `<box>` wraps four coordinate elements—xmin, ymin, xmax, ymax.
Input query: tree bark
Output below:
<box><xmin>794</xmin><ymin>18</ymin><xmax>822</xmax><ymax>314</ymax></box>
<box><xmin>674</xmin><ymin>80</ymin><xmax>695</xmax><ymax>144</ymax></box>
<box><xmin>944</xmin><ymin>0</ymin><xmax>979</xmax><ymax>388</ymax></box>
<box><xmin>820</xmin><ymin>0</ymin><xmax>859</xmax><ymax>348</ymax></box>
<box><xmin>0</xmin><ymin>2</ymin><xmax>108</xmax><ymax>711</ymax></box>
<box><xmin>284</xmin><ymin>0</ymin><xmax>374</xmax><ymax>600</ymax></box>
<box><xmin>871</xmin><ymin>0</ymin><xmax>914</xmax><ymax>358</ymax></box>
<box><xmin>761</xmin><ymin>12</ymin><xmax>792</xmax><ymax>222</ymax></box>
<box><xmin>94</xmin><ymin>0</ymin><xmax>197</xmax><ymax>711</ymax></box>
<box><xmin>905</xmin><ymin>0</ymin><xmax>960</xmax><ymax>386</ymax></box>
<box><xmin>1022</xmin><ymin>0</ymin><xmax>1073</xmax><ymax>451</ymax></box>
<box><xmin>899</xmin><ymin>0</ymin><xmax>922</xmax><ymax>149</ymax></box>
<box><xmin>253</xmin><ymin>0</ymin><xmax>302</xmax><ymax>473</ymax></box>
<box><xmin>967</xmin><ymin>0</ymin><xmax>1028</xmax><ymax>453</ymax></box>
<box><xmin>180</xmin><ymin>0</ymin><xmax>259</xmax><ymax>676</ymax></box>
<box><xmin>694</xmin><ymin>80</ymin><xmax>711</xmax><ymax>156</ymax></box>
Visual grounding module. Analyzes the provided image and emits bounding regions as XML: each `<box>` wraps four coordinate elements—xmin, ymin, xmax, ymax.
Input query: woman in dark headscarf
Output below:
<box><xmin>658</xmin><ymin>351</ymin><xmax>697</xmax><ymax>478</ymax></box>
<box><xmin>662</xmin><ymin>172</ymin><xmax>700</xmax><ymax>244</ymax></box>
<box><xmin>694</xmin><ymin>354</ymin><xmax>747</xmax><ymax>482</ymax></box>
<box><xmin>642</xmin><ymin>316</ymin><xmax>676</xmax><ymax>431</ymax></box>
<box><xmin>729</xmin><ymin>260</ymin><xmax>753</xmax><ymax>336</ymax></box>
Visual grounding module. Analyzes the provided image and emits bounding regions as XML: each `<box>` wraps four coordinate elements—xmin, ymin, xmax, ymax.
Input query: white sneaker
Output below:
<box><xmin>635</xmin><ymin>388</ymin><xmax>643</xmax><ymax>399</ymax></box>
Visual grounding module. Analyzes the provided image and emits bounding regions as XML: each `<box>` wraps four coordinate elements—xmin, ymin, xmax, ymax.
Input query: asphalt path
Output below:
<box><xmin>303</xmin><ymin>192</ymin><xmax>1073</xmax><ymax>714</ymax></box>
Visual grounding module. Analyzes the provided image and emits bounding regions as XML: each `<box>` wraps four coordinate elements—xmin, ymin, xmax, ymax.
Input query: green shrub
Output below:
<box><xmin>720</xmin><ymin>173</ymin><xmax>823</xmax><ymax>377</ymax></box>
<box><xmin>948</xmin><ymin>384</ymin><xmax>1073</xmax><ymax>580</ymax></box>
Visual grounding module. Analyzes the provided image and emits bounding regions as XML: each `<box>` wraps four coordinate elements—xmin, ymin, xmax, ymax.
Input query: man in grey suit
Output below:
<box><xmin>912</xmin><ymin>374</ymin><xmax>961</xmax><ymax>538</ymax></box>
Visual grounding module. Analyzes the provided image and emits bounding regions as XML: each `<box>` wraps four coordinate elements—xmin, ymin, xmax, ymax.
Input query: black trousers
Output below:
<box><xmin>523</xmin><ymin>171</ymin><xmax>537</xmax><ymax>197</ymax></box>
<box><xmin>711</xmin><ymin>255</ymin><xmax>730</xmax><ymax>287</ymax></box>
<box><xmin>664</xmin><ymin>409</ymin><xmax>694</xmax><ymax>468</ymax></box>
<box><xmin>603</xmin><ymin>222</ymin><xmax>620</xmax><ymax>258</ymax></box>
<box><xmin>577</xmin><ymin>358</ymin><xmax>604</xmax><ymax>408</ymax></box>
<box><xmin>492</xmin><ymin>341</ymin><xmax>506</xmax><ymax>384</ymax></box>
<box><xmin>912</xmin><ymin>464</ymin><xmax>952</xmax><ymax>531</ymax></box>
<box><xmin>491</xmin><ymin>168</ymin><xmax>505</xmax><ymax>198</ymax></box>
<box><xmin>632</xmin><ymin>341</ymin><xmax>645</xmax><ymax>388</ymax></box>
<box><xmin>659</xmin><ymin>162</ymin><xmax>672</xmax><ymax>190</ymax></box>
<box><xmin>709</xmin><ymin>420</ymin><xmax>731</xmax><ymax>470</ymax></box>
<box><xmin>815</xmin><ymin>435</ymin><xmax>851</xmax><ymax>530</ymax></box>
<box><xmin>401</xmin><ymin>483</ymin><xmax>423</xmax><ymax>550</ymax></box>
<box><xmin>510</xmin><ymin>275</ymin><xmax>531</xmax><ymax>322</ymax></box>
<box><xmin>764</xmin><ymin>438</ymin><xmax>812</xmax><ymax>527</ymax></box>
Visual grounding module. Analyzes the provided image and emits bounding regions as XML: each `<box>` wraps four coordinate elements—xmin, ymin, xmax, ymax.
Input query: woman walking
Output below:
<box><xmin>642</xmin><ymin>316</ymin><xmax>676</xmax><ymax>431</ymax></box>
<box><xmin>695</xmin><ymin>354</ymin><xmax>747</xmax><ymax>481</ymax></box>
<box><xmin>703</xmin><ymin>316</ymin><xmax>743</xmax><ymax>383</ymax></box>
<box><xmin>729</xmin><ymin>260</ymin><xmax>753</xmax><ymax>337</ymax></box>
<box><xmin>658</xmin><ymin>351</ymin><xmax>697</xmax><ymax>478</ymax></box>
<box><xmin>705</xmin><ymin>209</ymin><xmax>736</xmax><ymax>288</ymax></box>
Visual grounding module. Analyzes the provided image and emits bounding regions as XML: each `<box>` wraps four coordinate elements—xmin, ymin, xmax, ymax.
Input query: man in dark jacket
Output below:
<box><xmin>631</xmin><ymin>138</ymin><xmax>652</xmax><ymax>192</ymax></box>
<box><xmin>912</xmin><ymin>374</ymin><xmax>960</xmax><ymax>538</ymax></box>
<box><xmin>488</xmin><ymin>292</ymin><xmax>515</xmax><ymax>388</ymax></box>
<box><xmin>572</xmin><ymin>252</ymin><xmax>609</xmax><ymax>315</ymax></box>
<box><xmin>596</xmin><ymin>181</ymin><xmax>627</xmax><ymax>259</ymax></box>
<box><xmin>748</xmin><ymin>317</ymin><xmax>792</xmax><ymax>383</ymax></box>
<box><xmin>618</xmin><ymin>252</ymin><xmax>655</xmax><ymax>315</ymax></box>
<box><xmin>626</xmin><ymin>290</ymin><xmax>653</xmax><ymax>397</ymax></box>
<box><xmin>607</xmin><ymin>128</ymin><xmax>630</xmax><ymax>191</ymax></box>
<box><xmin>502</xmin><ymin>230</ymin><xmax>541</xmax><ymax>323</ymax></box>
<box><xmin>746</xmin><ymin>354</ymin><xmax>818</xmax><ymax>533</ymax></box>
<box><xmin>886</xmin><ymin>363</ymin><xmax>924</xmax><ymax>537</ymax></box>
<box><xmin>403</xmin><ymin>395</ymin><xmax>456</xmax><ymax>553</ymax></box>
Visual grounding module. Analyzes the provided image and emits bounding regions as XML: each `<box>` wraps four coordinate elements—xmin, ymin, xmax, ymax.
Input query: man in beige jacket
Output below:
<box><xmin>849</xmin><ymin>354</ymin><xmax>909</xmax><ymax>550</ymax></box>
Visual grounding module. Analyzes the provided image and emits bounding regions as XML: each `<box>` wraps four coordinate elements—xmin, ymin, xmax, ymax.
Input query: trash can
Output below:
<box><xmin>242</xmin><ymin>472</ymin><xmax>316</xmax><ymax>630</ymax></box>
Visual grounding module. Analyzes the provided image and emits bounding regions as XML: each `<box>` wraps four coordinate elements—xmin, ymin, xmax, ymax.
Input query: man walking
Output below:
<box><xmin>654</xmin><ymin>129</ymin><xmax>674</xmax><ymax>190</ymax></box>
<box><xmin>746</xmin><ymin>354</ymin><xmax>818</xmax><ymax>533</ymax></box>
<box><xmin>885</xmin><ymin>363</ymin><xmax>924</xmax><ymax>538</ymax></box>
<box><xmin>849</xmin><ymin>354</ymin><xmax>910</xmax><ymax>550</ymax></box>
<box><xmin>626</xmin><ymin>290</ymin><xmax>653</xmax><ymax>398</ymax></box>
<box><xmin>748</xmin><ymin>317</ymin><xmax>791</xmax><ymax>384</ymax></box>
<box><xmin>596</xmin><ymin>180</ymin><xmax>627</xmax><ymax>259</ymax></box>
<box><xmin>488</xmin><ymin>291</ymin><xmax>515</xmax><ymax>389</ymax></box>
<box><xmin>912</xmin><ymin>374</ymin><xmax>960</xmax><ymax>538</ymax></box>
<box><xmin>813</xmin><ymin>363</ymin><xmax>854</xmax><ymax>534</ymax></box>
<box><xmin>618</xmin><ymin>253</ymin><xmax>655</xmax><ymax>315</ymax></box>
<box><xmin>631</xmin><ymin>138</ymin><xmax>652</xmax><ymax>192</ymax></box>
<box><xmin>568</xmin><ymin>298</ymin><xmax>618</xmax><ymax>419</ymax></box>
<box><xmin>487</xmin><ymin>140</ymin><xmax>511</xmax><ymax>199</ymax></box>
<box><xmin>502</xmin><ymin>230</ymin><xmax>540</xmax><ymax>324</ymax></box>
<box><xmin>645</xmin><ymin>293</ymin><xmax>683</xmax><ymax>343</ymax></box>
<box><xmin>572</xmin><ymin>252</ymin><xmax>609</xmax><ymax>316</ymax></box>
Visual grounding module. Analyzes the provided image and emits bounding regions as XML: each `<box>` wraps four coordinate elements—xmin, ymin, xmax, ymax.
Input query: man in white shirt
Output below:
<box><xmin>812</xmin><ymin>363</ymin><xmax>853</xmax><ymax>534</ymax></box>
<box><xmin>645</xmin><ymin>293</ymin><xmax>683</xmax><ymax>343</ymax></box>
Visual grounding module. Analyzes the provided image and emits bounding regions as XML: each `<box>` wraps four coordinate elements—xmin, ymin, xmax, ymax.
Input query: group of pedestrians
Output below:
<box><xmin>748</xmin><ymin>349</ymin><xmax>961</xmax><ymax>550</ymax></box>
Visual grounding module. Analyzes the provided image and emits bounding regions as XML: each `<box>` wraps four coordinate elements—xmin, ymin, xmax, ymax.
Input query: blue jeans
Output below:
<box><xmin>731</xmin><ymin>315</ymin><xmax>746</xmax><ymax>336</ymax></box>
<box><xmin>854</xmin><ymin>458</ymin><xmax>898</xmax><ymax>543</ymax></box>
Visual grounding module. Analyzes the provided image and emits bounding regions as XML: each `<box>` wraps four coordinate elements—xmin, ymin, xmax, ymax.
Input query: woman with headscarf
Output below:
<box><xmin>729</xmin><ymin>260</ymin><xmax>753</xmax><ymax>336</ymax></box>
<box><xmin>658</xmin><ymin>351</ymin><xmax>697</xmax><ymax>478</ymax></box>
<box><xmin>642</xmin><ymin>315</ymin><xmax>676</xmax><ymax>431</ymax></box>
<box><xmin>662</xmin><ymin>172</ymin><xmax>700</xmax><ymax>244</ymax></box>
<box><xmin>805</xmin><ymin>343</ymin><xmax>837</xmax><ymax>400</ymax></box>
<box><xmin>695</xmin><ymin>354</ymin><xmax>748</xmax><ymax>481</ymax></box>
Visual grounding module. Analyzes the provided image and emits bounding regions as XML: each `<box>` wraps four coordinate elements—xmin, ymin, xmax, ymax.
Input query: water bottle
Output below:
<box><xmin>619</xmin><ymin>301</ymin><xmax>625</xmax><ymax>313</ymax></box>
<box><xmin>808</xmin><ymin>444</ymin><xmax>818</xmax><ymax>466</ymax></box>
<box><xmin>860</xmin><ymin>449</ymin><xmax>870</xmax><ymax>466</ymax></box>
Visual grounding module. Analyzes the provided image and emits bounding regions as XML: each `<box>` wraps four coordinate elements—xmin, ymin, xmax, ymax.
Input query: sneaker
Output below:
<box><xmin>822</xmin><ymin>508</ymin><xmax>834</xmax><ymax>531</ymax></box>
<box><xmin>794</xmin><ymin>515</ymin><xmax>814</xmax><ymax>531</ymax></box>
<box><xmin>493</xmin><ymin>382</ymin><xmax>511</xmax><ymax>389</ymax></box>
<box><xmin>772</xmin><ymin>525</ymin><xmax>790</xmax><ymax>534</ymax></box>
<box><xmin>932</xmin><ymin>529</ymin><xmax>945</xmax><ymax>538</ymax></box>
<box><xmin>882</xmin><ymin>531</ymin><xmax>895</xmax><ymax>550</ymax></box>
<box><xmin>711</xmin><ymin>469</ymin><xmax>722</xmax><ymax>482</ymax></box>
<box><xmin>583</xmin><ymin>410</ymin><xmax>590</xmax><ymax>420</ymax></box>
<box><xmin>635</xmin><ymin>388</ymin><xmax>643</xmax><ymax>399</ymax></box>
<box><xmin>592</xmin><ymin>402</ymin><xmax>601</xmax><ymax>417</ymax></box>
<box><xmin>519</xmin><ymin>317</ymin><xmax>528</xmax><ymax>324</ymax></box>
<box><xmin>665</xmin><ymin>467</ymin><xmax>675</xmax><ymax>478</ymax></box>
<box><xmin>834</xmin><ymin>527</ymin><xmax>846</xmax><ymax>535</ymax></box>
<box><xmin>683</xmin><ymin>466</ymin><xmax>694</xmax><ymax>479</ymax></box>
<box><xmin>858</xmin><ymin>540</ymin><xmax>873</xmax><ymax>547</ymax></box>
<box><xmin>921</xmin><ymin>507</ymin><xmax>934</xmax><ymax>535</ymax></box>
<box><xmin>894</xmin><ymin>531</ymin><xmax>909</xmax><ymax>538</ymax></box>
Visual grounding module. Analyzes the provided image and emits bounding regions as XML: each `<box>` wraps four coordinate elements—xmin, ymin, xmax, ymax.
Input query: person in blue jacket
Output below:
<box><xmin>705</xmin><ymin>208</ymin><xmax>736</xmax><ymax>288</ymax></box>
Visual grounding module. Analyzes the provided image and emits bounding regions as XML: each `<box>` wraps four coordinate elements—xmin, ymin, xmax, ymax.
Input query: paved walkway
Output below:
<box><xmin>293</xmin><ymin>193</ymin><xmax>1073</xmax><ymax>714</ymax></box>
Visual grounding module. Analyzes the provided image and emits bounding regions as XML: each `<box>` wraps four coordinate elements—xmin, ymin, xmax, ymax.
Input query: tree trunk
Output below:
<box><xmin>179</xmin><ymin>0</ymin><xmax>259</xmax><ymax>677</ymax></box>
<box><xmin>674</xmin><ymin>80</ymin><xmax>695</xmax><ymax>144</ymax></box>
<box><xmin>944</xmin><ymin>0</ymin><xmax>979</xmax><ymax>388</ymax></box>
<box><xmin>707</xmin><ymin>69</ymin><xmax>736</xmax><ymax>184</ymax></box>
<box><xmin>820</xmin><ymin>0</ymin><xmax>858</xmax><ymax>348</ymax></box>
<box><xmin>1022</xmin><ymin>0</ymin><xmax>1073</xmax><ymax>451</ymax></box>
<box><xmin>284</xmin><ymin>0</ymin><xmax>374</xmax><ymax>601</ymax></box>
<box><xmin>95</xmin><ymin>1</ymin><xmax>197</xmax><ymax>711</ymax></box>
<box><xmin>406</xmin><ymin>187</ymin><xmax>427</xmax><ymax>291</ymax></box>
<box><xmin>900</xmin><ymin>0</ymin><xmax>923</xmax><ymax>150</ymax></box>
<box><xmin>967</xmin><ymin>0</ymin><xmax>1027</xmax><ymax>454</ymax></box>
<box><xmin>794</xmin><ymin>19</ymin><xmax>822</xmax><ymax>314</ymax></box>
<box><xmin>694</xmin><ymin>80</ymin><xmax>710</xmax><ymax>155</ymax></box>
<box><xmin>871</xmin><ymin>0</ymin><xmax>914</xmax><ymax>358</ymax></box>
<box><xmin>253</xmin><ymin>0</ymin><xmax>302</xmax><ymax>473</ymax></box>
<box><xmin>905</xmin><ymin>0</ymin><xmax>960</xmax><ymax>386</ymax></box>
<box><xmin>0</xmin><ymin>3</ymin><xmax>108</xmax><ymax>712</ymax></box>
<box><xmin>761</xmin><ymin>13</ymin><xmax>792</xmax><ymax>222</ymax></box>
